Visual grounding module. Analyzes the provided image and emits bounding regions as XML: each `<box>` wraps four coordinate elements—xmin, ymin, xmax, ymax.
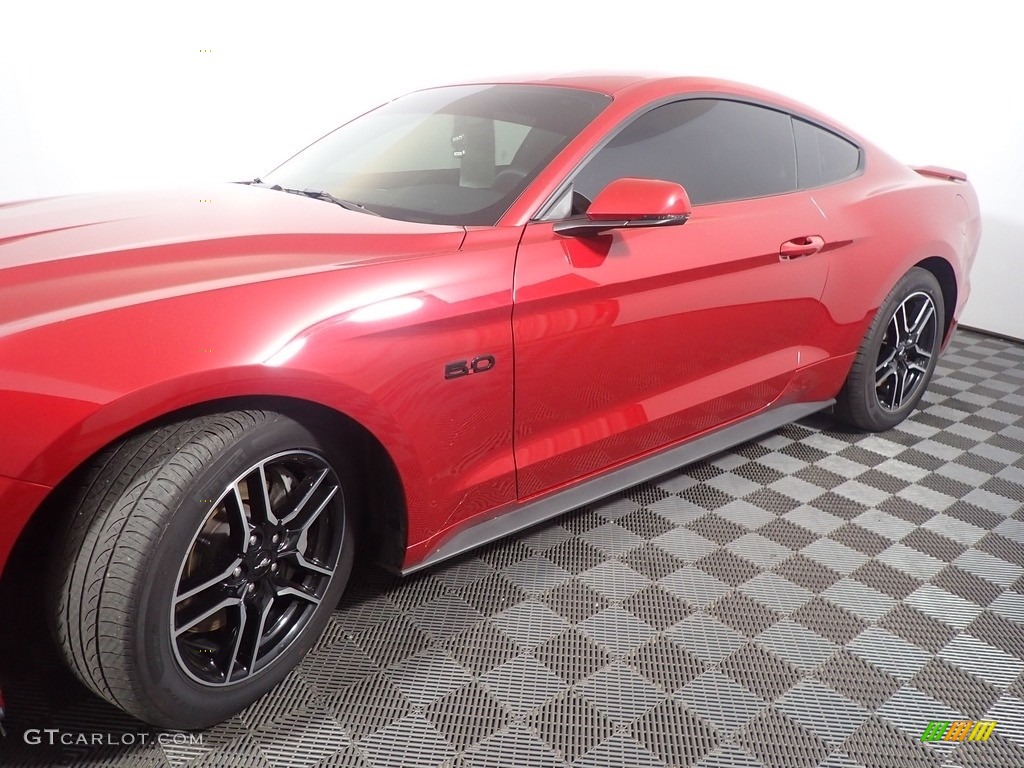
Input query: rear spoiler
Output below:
<box><xmin>914</xmin><ymin>165</ymin><xmax>968</xmax><ymax>182</ymax></box>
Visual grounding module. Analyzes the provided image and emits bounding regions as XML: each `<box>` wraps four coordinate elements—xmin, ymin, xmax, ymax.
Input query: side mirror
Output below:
<box><xmin>554</xmin><ymin>177</ymin><xmax>691</xmax><ymax>237</ymax></box>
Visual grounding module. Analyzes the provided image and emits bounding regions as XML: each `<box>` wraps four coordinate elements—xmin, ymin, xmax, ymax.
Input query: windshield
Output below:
<box><xmin>262</xmin><ymin>85</ymin><xmax>611</xmax><ymax>226</ymax></box>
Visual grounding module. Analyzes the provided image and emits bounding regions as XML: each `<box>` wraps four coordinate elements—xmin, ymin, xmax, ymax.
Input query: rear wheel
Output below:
<box><xmin>49</xmin><ymin>410</ymin><xmax>354</xmax><ymax>729</ymax></box>
<box><xmin>835</xmin><ymin>267</ymin><xmax>944</xmax><ymax>431</ymax></box>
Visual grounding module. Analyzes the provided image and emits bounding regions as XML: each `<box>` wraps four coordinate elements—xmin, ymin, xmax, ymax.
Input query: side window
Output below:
<box><xmin>794</xmin><ymin>119</ymin><xmax>861</xmax><ymax>188</ymax></box>
<box><xmin>571</xmin><ymin>99</ymin><xmax>797</xmax><ymax>207</ymax></box>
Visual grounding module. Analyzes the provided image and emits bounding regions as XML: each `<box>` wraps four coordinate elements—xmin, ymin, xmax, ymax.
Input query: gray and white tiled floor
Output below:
<box><xmin>1</xmin><ymin>329</ymin><xmax>1023</xmax><ymax>767</ymax></box>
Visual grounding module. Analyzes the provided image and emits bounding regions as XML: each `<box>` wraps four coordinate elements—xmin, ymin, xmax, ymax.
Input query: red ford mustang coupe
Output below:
<box><xmin>0</xmin><ymin>75</ymin><xmax>980</xmax><ymax>728</ymax></box>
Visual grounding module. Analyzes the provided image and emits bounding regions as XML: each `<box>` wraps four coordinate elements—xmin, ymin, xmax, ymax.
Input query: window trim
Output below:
<box><xmin>534</xmin><ymin>92</ymin><xmax>865</xmax><ymax>222</ymax></box>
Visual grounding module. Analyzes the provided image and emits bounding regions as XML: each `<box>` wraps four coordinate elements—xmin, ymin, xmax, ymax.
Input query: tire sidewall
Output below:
<box><xmin>131</xmin><ymin>414</ymin><xmax>354</xmax><ymax>729</ymax></box>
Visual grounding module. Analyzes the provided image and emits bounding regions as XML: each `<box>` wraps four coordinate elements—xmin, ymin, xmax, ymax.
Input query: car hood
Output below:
<box><xmin>0</xmin><ymin>184</ymin><xmax>466</xmax><ymax>334</ymax></box>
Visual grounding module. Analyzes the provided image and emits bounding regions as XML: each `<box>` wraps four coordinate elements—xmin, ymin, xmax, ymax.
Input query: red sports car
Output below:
<box><xmin>0</xmin><ymin>75</ymin><xmax>980</xmax><ymax>728</ymax></box>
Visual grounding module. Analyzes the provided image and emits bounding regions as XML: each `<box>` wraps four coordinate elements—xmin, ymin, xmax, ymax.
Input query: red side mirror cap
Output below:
<box><xmin>554</xmin><ymin>177</ymin><xmax>691</xmax><ymax>237</ymax></box>
<box><xmin>587</xmin><ymin>177</ymin><xmax>692</xmax><ymax>221</ymax></box>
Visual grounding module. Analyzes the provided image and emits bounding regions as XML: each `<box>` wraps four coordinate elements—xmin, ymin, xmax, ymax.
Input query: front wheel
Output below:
<box><xmin>49</xmin><ymin>410</ymin><xmax>355</xmax><ymax>729</ymax></box>
<box><xmin>835</xmin><ymin>266</ymin><xmax>945</xmax><ymax>431</ymax></box>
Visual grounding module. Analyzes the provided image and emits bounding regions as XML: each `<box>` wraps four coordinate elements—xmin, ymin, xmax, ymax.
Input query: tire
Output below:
<box><xmin>48</xmin><ymin>410</ymin><xmax>355</xmax><ymax>729</ymax></box>
<box><xmin>835</xmin><ymin>266</ymin><xmax>945</xmax><ymax>431</ymax></box>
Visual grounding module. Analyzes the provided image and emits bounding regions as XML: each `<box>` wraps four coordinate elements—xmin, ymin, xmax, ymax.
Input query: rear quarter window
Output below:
<box><xmin>794</xmin><ymin>119</ymin><xmax>861</xmax><ymax>188</ymax></box>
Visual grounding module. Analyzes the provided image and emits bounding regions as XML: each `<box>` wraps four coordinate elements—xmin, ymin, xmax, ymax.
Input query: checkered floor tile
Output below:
<box><xmin>1</xmin><ymin>329</ymin><xmax>1023</xmax><ymax>767</ymax></box>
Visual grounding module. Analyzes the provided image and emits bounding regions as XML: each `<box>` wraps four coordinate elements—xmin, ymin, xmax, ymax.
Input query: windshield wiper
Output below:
<box><xmin>272</xmin><ymin>185</ymin><xmax>380</xmax><ymax>217</ymax></box>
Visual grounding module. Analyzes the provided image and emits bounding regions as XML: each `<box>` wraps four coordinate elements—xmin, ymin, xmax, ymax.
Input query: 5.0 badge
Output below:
<box><xmin>444</xmin><ymin>355</ymin><xmax>496</xmax><ymax>380</ymax></box>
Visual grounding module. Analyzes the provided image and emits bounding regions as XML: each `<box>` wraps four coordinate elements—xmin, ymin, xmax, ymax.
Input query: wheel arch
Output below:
<box><xmin>915</xmin><ymin>255</ymin><xmax>958</xmax><ymax>343</ymax></box>
<box><xmin>5</xmin><ymin>393</ymin><xmax>410</xmax><ymax>591</ymax></box>
<box><xmin>167</xmin><ymin>395</ymin><xmax>409</xmax><ymax>571</ymax></box>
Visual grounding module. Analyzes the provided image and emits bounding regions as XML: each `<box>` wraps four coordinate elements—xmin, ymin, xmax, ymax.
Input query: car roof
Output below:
<box><xmin>441</xmin><ymin>72</ymin><xmax>773</xmax><ymax>98</ymax></box>
<box><xmin>431</xmin><ymin>73</ymin><xmax>855</xmax><ymax>138</ymax></box>
<box><xmin>466</xmin><ymin>73</ymin><xmax>657</xmax><ymax>94</ymax></box>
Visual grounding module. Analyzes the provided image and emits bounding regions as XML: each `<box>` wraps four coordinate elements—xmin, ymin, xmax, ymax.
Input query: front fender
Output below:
<box><xmin>1</xmin><ymin>232</ymin><xmax>519</xmax><ymax>558</ymax></box>
<box><xmin>8</xmin><ymin>365</ymin><xmax>418</xmax><ymax>493</ymax></box>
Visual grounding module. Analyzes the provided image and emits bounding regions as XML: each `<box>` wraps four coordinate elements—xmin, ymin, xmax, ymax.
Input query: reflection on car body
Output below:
<box><xmin>0</xmin><ymin>74</ymin><xmax>980</xmax><ymax>728</ymax></box>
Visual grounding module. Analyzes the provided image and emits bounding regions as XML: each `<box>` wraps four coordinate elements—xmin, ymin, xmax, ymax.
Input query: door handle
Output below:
<box><xmin>779</xmin><ymin>235</ymin><xmax>825</xmax><ymax>259</ymax></box>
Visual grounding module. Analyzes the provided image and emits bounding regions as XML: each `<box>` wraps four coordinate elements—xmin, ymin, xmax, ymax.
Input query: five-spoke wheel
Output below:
<box><xmin>172</xmin><ymin>451</ymin><xmax>345</xmax><ymax>687</ymax></box>
<box><xmin>873</xmin><ymin>290</ymin><xmax>938</xmax><ymax>412</ymax></box>
<box><xmin>50</xmin><ymin>411</ymin><xmax>354</xmax><ymax>729</ymax></box>
<box><xmin>836</xmin><ymin>266</ymin><xmax>945</xmax><ymax>431</ymax></box>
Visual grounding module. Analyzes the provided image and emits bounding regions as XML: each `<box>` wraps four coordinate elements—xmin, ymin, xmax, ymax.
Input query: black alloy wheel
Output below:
<box><xmin>873</xmin><ymin>290</ymin><xmax>939</xmax><ymax>412</ymax></box>
<box><xmin>172</xmin><ymin>450</ymin><xmax>344</xmax><ymax>687</ymax></box>
<box><xmin>50</xmin><ymin>410</ymin><xmax>355</xmax><ymax>729</ymax></box>
<box><xmin>835</xmin><ymin>266</ymin><xmax>945</xmax><ymax>431</ymax></box>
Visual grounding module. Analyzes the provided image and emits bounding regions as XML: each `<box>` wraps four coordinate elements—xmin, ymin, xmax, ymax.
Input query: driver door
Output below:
<box><xmin>512</xmin><ymin>98</ymin><xmax>830</xmax><ymax>498</ymax></box>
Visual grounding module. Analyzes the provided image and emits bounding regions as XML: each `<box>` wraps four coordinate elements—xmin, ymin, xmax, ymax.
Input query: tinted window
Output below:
<box><xmin>572</xmin><ymin>99</ymin><xmax>797</xmax><ymax>206</ymax></box>
<box><xmin>263</xmin><ymin>85</ymin><xmax>611</xmax><ymax>226</ymax></box>
<box><xmin>794</xmin><ymin>119</ymin><xmax>861</xmax><ymax>188</ymax></box>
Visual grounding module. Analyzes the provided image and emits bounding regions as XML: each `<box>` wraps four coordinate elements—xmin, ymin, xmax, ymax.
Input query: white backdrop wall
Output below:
<box><xmin>2</xmin><ymin>0</ymin><xmax>1021</xmax><ymax>338</ymax></box>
